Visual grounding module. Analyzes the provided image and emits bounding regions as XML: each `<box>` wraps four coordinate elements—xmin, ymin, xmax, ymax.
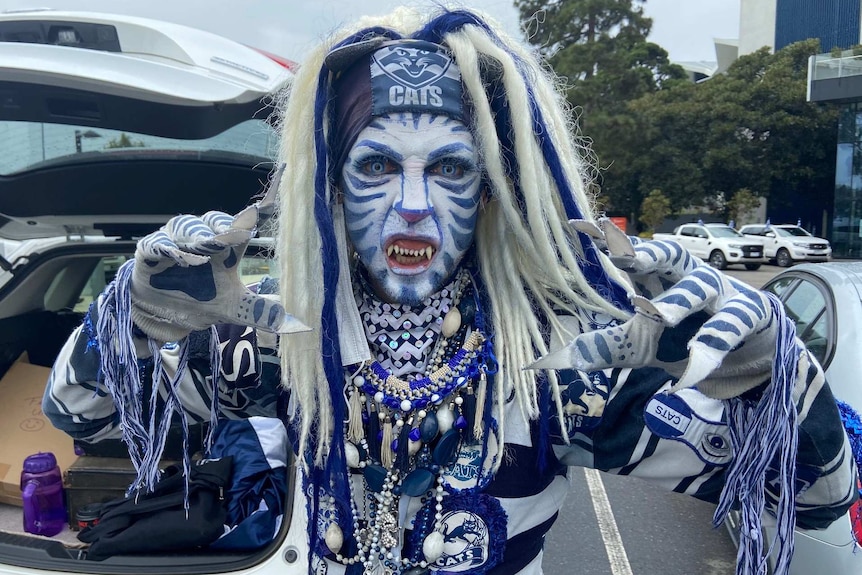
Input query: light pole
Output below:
<box><xmin>74</xmin><ymin>129</ymin><xmax>102</xmax><ymax>153</ymax></box>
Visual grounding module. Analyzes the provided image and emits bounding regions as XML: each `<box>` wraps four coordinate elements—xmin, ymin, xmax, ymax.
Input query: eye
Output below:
<box><xmin>429</xmin><ymin>159</ymin><xmax>467</xmax><ymax>179</ymax></box>
<box><xmin>358</xmin><ymin>156</ymin><xmax>398</xmax><ymax>176</ymax></box>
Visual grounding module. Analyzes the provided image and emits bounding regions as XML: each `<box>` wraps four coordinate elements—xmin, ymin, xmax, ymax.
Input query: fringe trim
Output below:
<box><xmin>712</xmin><ymin>295</ymin><xmax>799</xmax><ymax>575</ymax></box>
<box><xmin>94</xmin><ymin>260</ymin><xmax>220</xmax><ymax>509</ymax></box>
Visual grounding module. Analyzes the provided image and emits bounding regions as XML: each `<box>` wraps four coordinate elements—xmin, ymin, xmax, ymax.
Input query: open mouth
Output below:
<box><xmin>385</xmin><ymin>238</ymin><xmax>437</xmax><ymax>272</ymax></box>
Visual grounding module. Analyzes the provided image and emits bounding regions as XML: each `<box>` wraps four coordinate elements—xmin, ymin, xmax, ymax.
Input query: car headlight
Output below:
<box><xmin>728</xmin><ymin>243</ymin><xmax>743</xmax><ymax>249</ymax></box>
<box><xmin>791</xmin><ymin>241</ymin><xmax>808</xmax><ymax>247</ymax></box>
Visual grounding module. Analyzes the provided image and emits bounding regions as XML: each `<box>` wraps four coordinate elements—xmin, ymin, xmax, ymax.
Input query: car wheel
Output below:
<box><xmin>709</xmin><ymin>250</ymin><xmax>728</xmax><ymax>270</ymax></box>
<box><xmin>776</xmin><ymin>248</ymin><xmax>793</xmax><ymax>268</ymax></box>
<box><xmin>744</xmin><ymin>263</ymin><xmax>761</xmax><ymax>271</ymax></box>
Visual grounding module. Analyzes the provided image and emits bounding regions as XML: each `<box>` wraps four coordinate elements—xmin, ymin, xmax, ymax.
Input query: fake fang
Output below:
<box><xmin>386</xmin><ymin>240</ymin><xmax>435</xmax><ymax>271</ymax></box>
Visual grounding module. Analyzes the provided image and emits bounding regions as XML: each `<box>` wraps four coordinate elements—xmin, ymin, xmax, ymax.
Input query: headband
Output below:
<box><xmin>329</xmin><ymin>39</ymin><xmax>467</xmax><ymax>171</ymax></box>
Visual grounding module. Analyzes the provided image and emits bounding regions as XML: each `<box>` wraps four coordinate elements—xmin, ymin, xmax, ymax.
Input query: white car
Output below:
<box><xmin>652</xmin><ymin>222</ymin><xmax>766</xmax><ymax>270</ymax></box>
<box><xmin>0</xmin><ymin>9</ymin><xmax>311</xmax><ymax>575</ymax></box>
<box><xmin>739</xmin><ymin>224</ymin><xmax>832</xmax><ymax>267</ymax></box>
<box><xmin>725</xmin><ymin>262</ymin><xmax>862</xmax><ymax>573</ymax></box>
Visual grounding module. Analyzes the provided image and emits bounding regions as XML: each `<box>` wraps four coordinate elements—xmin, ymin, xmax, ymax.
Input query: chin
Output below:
<box><xmin>376</xmin><ymin>272</ymin><xmax>442</xmax><ymax>307</ymax></box>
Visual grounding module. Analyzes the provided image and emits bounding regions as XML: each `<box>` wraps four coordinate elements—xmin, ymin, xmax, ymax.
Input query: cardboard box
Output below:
<box><xmin>0</xmin><ymin>356</ymin><xmax>77</xmax><ymax>506</ymax></box>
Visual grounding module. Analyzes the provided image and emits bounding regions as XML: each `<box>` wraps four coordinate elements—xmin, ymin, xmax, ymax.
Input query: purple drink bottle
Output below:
<box><xmin>20</xmin><ymin>452</ymin><xmax>66</xmax><ymax>536</ymax></box>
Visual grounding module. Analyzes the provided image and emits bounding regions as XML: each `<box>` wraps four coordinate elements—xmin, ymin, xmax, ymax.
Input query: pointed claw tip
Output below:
<box><xmin>569</xmin><ymin>219</ymin><xmax>604</xmax><ymax>240</ymax></box>
<box><xmin>276</xmin><ymin>318</ymin><xmax>313</xmax><ymax>335</ymax></box>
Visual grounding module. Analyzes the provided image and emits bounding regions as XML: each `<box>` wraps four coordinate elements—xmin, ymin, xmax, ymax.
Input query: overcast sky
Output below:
<box><xmin>0</xmin><ymin>0</ymin><xmax>740</xmax><ymax>63</ymax></box>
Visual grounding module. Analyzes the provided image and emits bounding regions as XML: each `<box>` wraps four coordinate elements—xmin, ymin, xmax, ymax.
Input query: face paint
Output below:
<box><xmin>342</xmin><ymin>112</ymin><xmax>481</xmax><ymax>305</ymax></box>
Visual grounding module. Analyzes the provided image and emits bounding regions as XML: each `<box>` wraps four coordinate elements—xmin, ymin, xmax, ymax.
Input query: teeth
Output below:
<box><xmin>387</xmin><ymin>244</ymin><xmax>435</xmax><ymax>261</ymax></box>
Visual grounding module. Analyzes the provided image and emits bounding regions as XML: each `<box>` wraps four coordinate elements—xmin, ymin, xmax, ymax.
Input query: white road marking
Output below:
<box><xmin>584</xmin><ymin>468</ymin><xmax>634</xmax><ymax>575</ymax></box>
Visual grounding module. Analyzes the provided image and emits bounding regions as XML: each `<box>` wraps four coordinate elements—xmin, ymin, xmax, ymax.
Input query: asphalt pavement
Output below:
<box><xmin>540</xmin><ymin>263</ymin><xmax>786</xmax><ymax>574</ymax></box>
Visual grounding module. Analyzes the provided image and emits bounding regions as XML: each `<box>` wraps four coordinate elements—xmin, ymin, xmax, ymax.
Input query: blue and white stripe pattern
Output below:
<box><xmin>45</xmin><ymin>314</ymin><xmax>856</xmax><ymax>574</ymax></box>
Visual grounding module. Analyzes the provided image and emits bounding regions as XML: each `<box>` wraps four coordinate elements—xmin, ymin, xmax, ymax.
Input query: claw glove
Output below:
<box><xmin>532</xmin><ymin>219</ymin><xmax>778</xmax><ymax>399</ymax></box>
<box><xmin>130</xmin><ymin>189</ymin><xmax>309</xmax><ymax>343</ymax></box>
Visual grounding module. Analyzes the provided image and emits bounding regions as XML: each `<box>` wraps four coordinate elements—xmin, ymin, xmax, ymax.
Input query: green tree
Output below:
<box><xmin>516</xmin><ymin>0</ymin><xmax>686</xmax><ymax>220</ymax></box>
<box><xmin>639</xmin><ymin>188</ymin><xmax>671</xmax><ymax>233</ymax></box>
<box><xmin>104</xmin><ymin>133</ymin><xmax>145</xmax><ymax>149</ymax></box>
<box><xmin>725</xmin><ymin>188</ymin><xmax>761</xmax><ymax>224</ymax></box>
<box><xmin>619</xmin><ymin>39</ymin><xmax>838</xmax><ymax>224</ymax></box>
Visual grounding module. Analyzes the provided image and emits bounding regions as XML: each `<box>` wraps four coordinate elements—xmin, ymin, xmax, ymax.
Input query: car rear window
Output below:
<box><xmin>0</xmin><ymin>118</ymin><xmax>278</xmax><ymax>175</ymax></box>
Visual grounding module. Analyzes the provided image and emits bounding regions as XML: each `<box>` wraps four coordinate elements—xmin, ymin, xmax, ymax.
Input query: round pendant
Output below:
<box><xmin>423</xmin><ymin>530</ymin><xmax>445</xmax><ymax>562</ymax></box>
<box><xmin>324</xmin><ymin>523</ymin><xmax>343</xmax><ymax>553</ymax></box>
<box><xmin>441</xmin><ymin>307</ymin><xmax>462</xmax><ymax>338</ymax></box>
<box><xmin>437</xmin><ymin>405</ymin><xmax>454</xmax><ymax>433</ymax></box>
<box><xmin>345</xmin><ymin>442</ymin><xmax>360</xmax><ymax>468</ymax></box>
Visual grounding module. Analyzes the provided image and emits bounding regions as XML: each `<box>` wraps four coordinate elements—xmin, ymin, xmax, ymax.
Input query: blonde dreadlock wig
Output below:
<box><xmin>274</xmin><ymin>2</ymin><xmax>633</xmax><ymax>530</ymax></box>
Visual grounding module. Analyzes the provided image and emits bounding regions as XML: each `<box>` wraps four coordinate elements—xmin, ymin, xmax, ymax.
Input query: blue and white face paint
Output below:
<box><xmin>341</xmin><ymin>113</ymin><xmax>481</xmax><ymax>305</ymax></box>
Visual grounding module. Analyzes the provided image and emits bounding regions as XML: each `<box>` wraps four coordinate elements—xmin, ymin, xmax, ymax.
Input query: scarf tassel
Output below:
<box><xmin>712</xmin><ymin>295</ymin><xmax>799</xmax><ymax>575</ymax></box>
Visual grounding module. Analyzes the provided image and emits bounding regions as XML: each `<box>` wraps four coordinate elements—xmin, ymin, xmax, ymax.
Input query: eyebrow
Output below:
<box><xmin>352</xmin><ymin>139</ymin><xmax>404</xmax><ymax>162</ymax></box>
<box><xmin>427</xmin><ymin>142</ymin><xmax>475</xmax><ymax>163</ymax></box>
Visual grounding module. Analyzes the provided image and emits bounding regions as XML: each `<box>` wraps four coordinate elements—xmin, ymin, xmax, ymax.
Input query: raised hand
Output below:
<box><xmin>129</xmin><ymin>171</ymin><xmax>310</xmax><ymax>342</ymax></box>
<box><xmin>531</xmin><ymin>219</ymin><xmax>781</xmax><ymax>399</ymax></box>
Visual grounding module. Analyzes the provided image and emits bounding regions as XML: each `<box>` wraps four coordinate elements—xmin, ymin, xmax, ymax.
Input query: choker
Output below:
<box><xmin>321</xmin><ymin>268</ymin><xmax>497</xmax><ymax>573</ymax></box>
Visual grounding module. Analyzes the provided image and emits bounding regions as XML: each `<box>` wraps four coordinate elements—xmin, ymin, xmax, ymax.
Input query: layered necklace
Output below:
<box><xmin>319</xmin><ymin>268</ymin><xmax>496</xmax><ymax>574</ymax></box>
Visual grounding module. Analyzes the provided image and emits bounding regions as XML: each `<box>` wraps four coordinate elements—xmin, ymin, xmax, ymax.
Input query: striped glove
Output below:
<box><xmin>530</xmin><ymin>218</ymin><xmax>777</xmax><ymax>399</ymax></box>
<box><xmin>130</xmin><ymin>180</ymin><xmax>309</xmax><ymax>342</ymax></box>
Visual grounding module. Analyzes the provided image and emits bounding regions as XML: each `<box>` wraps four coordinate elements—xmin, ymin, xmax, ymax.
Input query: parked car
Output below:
<box><xmin>0</xmin><ymin>9</ymin><xmax>310</xmax><ymax>575</ymax></box>
<box><xmin>738</xmin><ymin>224</ymin><xmax>832</xmax><ymax>267</ymax></box>
<box><xmin>724</xmin><ymin>262</ymin><xmax>862</xmax><ymax>573</ymax></box>
<box><xmin>652</xmin><ymin>222</ymin><xmax>766</xmax><ymax>270</ymax></box>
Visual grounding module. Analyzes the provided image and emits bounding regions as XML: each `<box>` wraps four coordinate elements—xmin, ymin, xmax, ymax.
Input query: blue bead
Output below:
<box><xmin>401</xmin><ymin>468</ymin><xmax>435</xmax><ymax>497</ymax></box>
<box><xmin>433</xmin><ymin>429</ymin><xmax>460</xmax><ymax>466</ymax></box>
<box><xmin>454</xmin><ymin>415</ymin><xmax>467</xmax><ymax>430</ymax></box>
<box><xmin>420</xmin><ymin>412</ymin><xmax>439</xmax><ymax>442</ymax></box>
<box><xmin>409</xmin><ymin>428</ymin><xmax>422</xmax><ymax>442</ymax></box>
<box><xmin>363</xmin><ymin>465</ymin><xmax>387</xmax><ymax>492</ymax></box>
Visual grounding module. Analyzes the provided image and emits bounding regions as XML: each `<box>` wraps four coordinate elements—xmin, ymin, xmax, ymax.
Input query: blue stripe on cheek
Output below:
<box><xmin>436</xmin><ymin>177</ymin><xmax>480</xmax><ymax>196</ymax></box>
<box><xmin>442</xmin><ymin>252</ymin><xmax>455</xmax><ymax>271</ymax></box>
<box><xmin>449</xmin><ymin>209</ymin><xmax>477</xmax><ymax>230</ymax></box>
<box><xmin>343</xmin><ymin>205</ymin><xmax>375</xmax><ymax>227</ymax></box>
<box><xmin>448</xmin><ymin>223</ymin><xmax>474</xmax><ymax>251</ymax></box>
<box><xmin>344</xmin><ymin>171</ymin><xmax>389</xmax><ymax>193</ymax></box>
<box><xmin>356</xmin><ymin>244</ymin><xmax>377</xmax><ymax>262</ymax></box>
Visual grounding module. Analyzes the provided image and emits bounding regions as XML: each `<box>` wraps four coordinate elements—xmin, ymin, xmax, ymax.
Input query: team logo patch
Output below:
<box><xmin>442</xmin><ymin>432</ymin><xmax>498</xmax><ymax>492</ymax></box>
<box><xmin>412</xmin><ymin>492</ymin><xmax>506</xmax><ymax>575</ymax></box>
<box><xmin>644</xmin><ymin>393</ymin><xmax>692</xmax><ymax>438</ymax></box>
<box><xmin>369</xmin><ymin>41</ymin><xmax>463</xmax><ymax>119</ymax></box>
<box><xmin>644</xmin><ymin>391</ymin><xmax>732</xmax><ymax>466</ymax></box>
<box><xmin>551</xmin><ymin>370</ymin><xmax>609</xmax><ymax>441</ymax></box>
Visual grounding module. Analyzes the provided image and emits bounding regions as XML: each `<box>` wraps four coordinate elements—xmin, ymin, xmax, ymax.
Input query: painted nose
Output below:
<box><xmin>395</xmin><ymin>177</ymin><xmax>434</xmax><ymax>223</ymax></box>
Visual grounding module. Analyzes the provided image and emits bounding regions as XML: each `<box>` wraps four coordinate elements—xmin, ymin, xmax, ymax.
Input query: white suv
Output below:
<box><xmin>0</xmin><ymin>9</ymin><xmax>311</xmax><ymax>575</ymax></box>
<box><xmin>739</xmin><ymin>224</ymin><xmax>832</xmax><ymax>267</ymax></box>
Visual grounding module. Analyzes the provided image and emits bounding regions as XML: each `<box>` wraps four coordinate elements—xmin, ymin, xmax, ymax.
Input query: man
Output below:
<box><xmin>46</xmin><ymin>6</ymin><xmax>856</xmax><ymax>575</ymax></box>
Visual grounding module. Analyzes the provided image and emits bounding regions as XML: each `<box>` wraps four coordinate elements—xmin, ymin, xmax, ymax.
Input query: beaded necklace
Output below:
<box><xmin>321</xmin><ymin>268</ymin><xmax>496</xmax><ymax>574</ymax></box>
